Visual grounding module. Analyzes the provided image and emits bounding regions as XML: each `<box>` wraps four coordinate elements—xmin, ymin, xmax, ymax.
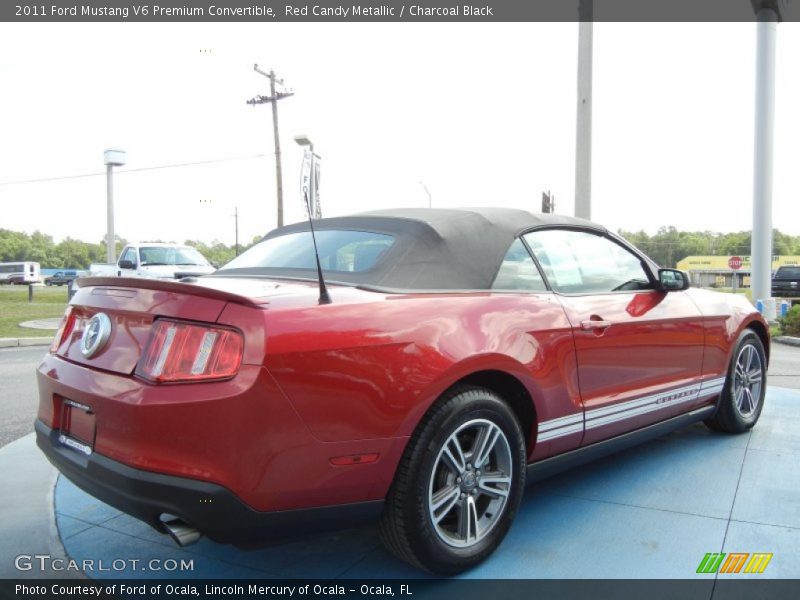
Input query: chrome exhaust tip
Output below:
<box><xmin>162</xmin><ymin>517</ymin><xmax>201</xmax><ymax>547</ymax></box>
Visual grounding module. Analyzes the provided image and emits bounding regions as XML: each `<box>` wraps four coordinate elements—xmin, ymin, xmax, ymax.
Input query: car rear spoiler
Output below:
<box><xmin>74</xmin><ymin>276</ymin><xmax>269</xmax><ymax>308</ymax></box>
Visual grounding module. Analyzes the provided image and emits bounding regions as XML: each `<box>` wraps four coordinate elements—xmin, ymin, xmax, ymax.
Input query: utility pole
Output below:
<box><xmin>247</xmin><ymin>65</ymin><xmax>294</xmax><ymax>227</ymax></box>
<box><xmin>233</xmin><ymin>206</ymin><xmax>239</xmax><ymax>256</ymax></box>
<box><xmin>574</xmin><ymin>0</ymin><xmax>593</xmax><ymax>220</ymax></box>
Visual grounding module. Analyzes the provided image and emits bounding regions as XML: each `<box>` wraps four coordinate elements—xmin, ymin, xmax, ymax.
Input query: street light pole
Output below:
<box><xmin>247</xmin><ymin>65</ymin><xmax>294</xmax><ymax>228</ymax></box>
<box><xmin>103</xmin><ymin>149</ymin><xmax>126</xmax><ymax>263</ymax></box>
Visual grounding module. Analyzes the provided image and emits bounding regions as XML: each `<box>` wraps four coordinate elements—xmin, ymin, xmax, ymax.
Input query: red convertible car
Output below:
<box><xmin>36</xmin><ymin>208</ymin><xmax>769</xmax><ymax>574</ymax></box>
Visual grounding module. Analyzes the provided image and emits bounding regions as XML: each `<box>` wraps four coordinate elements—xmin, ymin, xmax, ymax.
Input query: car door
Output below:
<box><xmin>523</xmin><ymin>228</ymin><xmax>705</xmax><ymax>445</ymax></box>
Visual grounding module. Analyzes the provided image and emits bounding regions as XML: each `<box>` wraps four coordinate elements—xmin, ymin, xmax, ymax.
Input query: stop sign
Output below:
<box><xmin>728</xmin><ymin>256</ymin><xmax>743</xmax><ymax>270</ymax></box>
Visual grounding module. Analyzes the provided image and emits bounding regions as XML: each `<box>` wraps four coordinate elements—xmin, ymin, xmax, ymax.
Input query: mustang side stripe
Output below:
<box><xmin>537</xmin><ymin>376</ymin><xmax>728</xmax><ymax>441</ymax></box>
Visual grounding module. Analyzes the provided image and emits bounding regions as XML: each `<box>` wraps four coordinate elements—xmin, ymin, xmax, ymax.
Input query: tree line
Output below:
<box><xmin>2</xmin><ymin>226</ymin><xmax>800</xmax><ymax>271</ymax></box>
<box><xmin>0</xmin><ymin>229</ymin><xmax>262</xmax><ymax>270</ymax></box>
<box><xmin>618</xmin><ymin>227</ymin><xmax>800</xmax><ymax>268</ymax></box>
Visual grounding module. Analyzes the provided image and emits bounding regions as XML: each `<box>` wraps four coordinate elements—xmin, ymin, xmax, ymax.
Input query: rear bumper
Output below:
<box><xmin>36</xmin><ymin>420</ymin><xmax>384</xmax><ymax>544</ymax></box>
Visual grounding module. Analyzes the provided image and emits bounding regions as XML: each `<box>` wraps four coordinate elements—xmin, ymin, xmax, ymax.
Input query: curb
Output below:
<box><xmin>0</xmin><ymin>337</ymin><xmax>53</xmax><ymax>348</ymax></box>
<box><xmin>774</xmin><ymin>336</ymin><xmax>800</xmax><ymax>348</ymax></box>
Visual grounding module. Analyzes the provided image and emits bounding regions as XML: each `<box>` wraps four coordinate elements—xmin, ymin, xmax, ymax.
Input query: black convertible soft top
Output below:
<box><xmin>215</xmin><ymin>208</ymin><xmax>604</xmax><ymax>291</ymax></box>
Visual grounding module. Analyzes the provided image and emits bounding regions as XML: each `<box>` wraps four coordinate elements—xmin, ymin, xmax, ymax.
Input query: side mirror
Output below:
<box><xmin>118</xmin><ymin>259</ymin><xmax>135</xmax><ymax>269</ymax></box>
<box><xmin>658</xmin><ymin>268</ymin><xmax>690</xmax><ymax>292</ymax></box>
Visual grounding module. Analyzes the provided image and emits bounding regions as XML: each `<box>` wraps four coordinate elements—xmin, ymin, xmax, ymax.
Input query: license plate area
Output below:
<box><xmin>58</xmin><ymin>399</ymin><xmax>95</xmax><ymax>456</ymax></box>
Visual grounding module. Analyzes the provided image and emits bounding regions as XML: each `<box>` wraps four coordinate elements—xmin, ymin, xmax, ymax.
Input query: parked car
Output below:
<box><xmin>45</xmin><ymin>270</ymin><xmax>80</xmax><ymax>286</ymax></box>
<box><xmin>772</xmin><ymin>265</ymin><xmax>800</xmax><ymax>297</ymax></box>
<box><xmin>36</xmin><ymin>208</ymin><xmax>769</xmax><ymax>574</ymax></box>
<box><xmin>90</xmin><ymin>243</ymin><xmax>215</xmax><ymax>280</ymax></box>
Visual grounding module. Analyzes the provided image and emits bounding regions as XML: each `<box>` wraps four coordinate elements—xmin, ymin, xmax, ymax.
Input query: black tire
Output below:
<box><xmin>379</xmin><ymin>386</ymin><xmax>527</xmax><ymax>575</ymax></box>
<box><xmin>704</xmin><ymin>329</ymin><xmax>767</xmax><ymax>433</ymax></box>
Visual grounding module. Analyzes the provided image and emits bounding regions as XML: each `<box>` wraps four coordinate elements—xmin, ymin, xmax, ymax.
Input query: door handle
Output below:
<box><xmin>580</xmin><ymin>319</ymin><xmax>612</xmax><ymax>330</ymax></box>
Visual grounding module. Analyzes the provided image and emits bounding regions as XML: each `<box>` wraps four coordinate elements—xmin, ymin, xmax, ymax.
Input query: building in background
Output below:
<box><xmin>677</xmin><ymin>255</ymin><xmax>800</xmax><ymax>289</ymax></box>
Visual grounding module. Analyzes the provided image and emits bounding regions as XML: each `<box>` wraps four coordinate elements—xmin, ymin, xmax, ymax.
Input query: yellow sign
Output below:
<box><xmin>677</xmin><ymin>256</ymin><xmax>800</xmax><ymax>271</ymax></box>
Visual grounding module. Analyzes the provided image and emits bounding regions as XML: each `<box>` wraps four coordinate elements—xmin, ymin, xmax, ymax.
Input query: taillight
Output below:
<box><xmin>135</xmin><ymin>319</ymin><xmax>244</xmax><ymax>383</ymax></box>
<box><xmin>50</xmin><ymin>307</ymin><xmax>76</xmax><ymax>354</ymax></box>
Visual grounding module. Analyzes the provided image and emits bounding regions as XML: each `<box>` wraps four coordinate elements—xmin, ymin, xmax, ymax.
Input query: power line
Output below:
<box><xmin>0</xmin><ymin>154</ymin><xmax>267</xmax><ymax>187</ymax></box>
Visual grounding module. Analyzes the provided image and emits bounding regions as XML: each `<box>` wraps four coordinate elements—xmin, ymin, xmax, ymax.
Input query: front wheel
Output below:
<box><xmin>379</xmin><ymin>387</ymin><xmax>526</xmax><ymax>574</ymax></box>
<box><xmin>705</xmin><ymin>329</ymin><xmax>767</xmax><ymax>433</ymax></box>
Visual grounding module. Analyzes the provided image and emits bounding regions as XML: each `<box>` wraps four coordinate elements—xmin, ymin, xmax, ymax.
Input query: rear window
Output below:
<box><xmin>221</xmin><ymin>230</ymin><xmax>395</xmax><ymax>274</ymax></box>
<box><xmin>776</xmin><ymin>266</ymin><xmax>800</xmax><ymax>278</ymax></box>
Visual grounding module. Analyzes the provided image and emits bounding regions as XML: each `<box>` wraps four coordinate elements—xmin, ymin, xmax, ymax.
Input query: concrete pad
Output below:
<box><xmin>56</xmin><ymin>514</ymin><xmax>94</xmax><ymax>541</ymax></box>
<box><xmin>720</xmin><ymin>521</ymin><xmax>800</xmax><ymax>579</ymax></box>
<box><xmin>484</xmin><ymin>493</ymin><xmax>721</xmax><ymax>579</ymax></box>
<box><xmin>64</xmin><ymin>526</ymin><xmax>271</xmax><ymax>579</ymax></box>
<box><xmin>532</xmin><ymin>431</ymin><xmax>748</xmax><ymax>520</ymax></box>
<box><xmin>731</xmin><ymin>448</ymin><xmax>800</xmax><ymax>530</ymax></box>
<box><xmin>0</xmin><ymin>434</ymin><xmax>80</xmax><ymax>579</ymax></box>
<box><xmin>748</xmin><ymin>390</ymin><xmax>800</xmax><ymax>455</ymax></box>
<box><xmin>19</xmin><ymin>318</ymin><xmax>61</xmax><ymax>330</ymax></box>
<box><xmin>98</xmin><ymin>509</ymin><xmax>381</xmax><ymax>579</ymax></box>
<box><xmin>55</xmin><ymin>476</ymin><xmax>122</xmax><ymax>525</ymax></box>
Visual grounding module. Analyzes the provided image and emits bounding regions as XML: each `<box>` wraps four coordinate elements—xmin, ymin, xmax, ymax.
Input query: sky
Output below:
<box><xmin>0</xmin><ymin>21</ymin><xmax>798</xmax><ymax>248</ymax></box>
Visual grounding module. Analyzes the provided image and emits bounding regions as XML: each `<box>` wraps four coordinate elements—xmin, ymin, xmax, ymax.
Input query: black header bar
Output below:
<box><xmin>3</xmin><ymin>0</ymin><xmax>798</xmax><ymax>23</ymax></box>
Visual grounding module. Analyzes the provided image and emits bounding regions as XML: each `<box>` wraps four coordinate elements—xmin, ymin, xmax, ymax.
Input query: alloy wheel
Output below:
<box><xmin>427</xmin><ymin>419</ymin><xmax>513</xmax><ymax>548</ymax></box>
<box><xmin>733</xmin><ymin>343</ymin><xmax>763</xmax><ymax>417</ymax></box>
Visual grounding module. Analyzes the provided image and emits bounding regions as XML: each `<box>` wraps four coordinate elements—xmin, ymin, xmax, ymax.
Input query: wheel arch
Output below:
<box><xmin>451</xmin><ymin>370</ymin><xmax>537</xmax><ymax>453</ymax></box>
<box><xmin>743</xmin><ymin>318</ymin><xmax>770</xmax><ymax>365</ymax></box>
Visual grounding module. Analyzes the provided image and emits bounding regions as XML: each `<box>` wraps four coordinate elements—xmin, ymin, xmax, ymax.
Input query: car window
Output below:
<box><xmin>222</xmin><ymin>230</ymin><xmax>395</xmax><ymax>273</ymax></box>
<box><xmin>121</xmin><ymin>247</ymin><xmax>136</xmax><ymax>265</ymax></box>
<box><xmin>776</xmin><ymin>266</ymin><xmax>800</xmax><ymax>278</ymax></box>
<box><xmin>137</xmin><ymin>246</ymin><xmax>209</xmax><ymax>266</ymax></box>
<box><xmin>524</xmin><ymin>229</ymin><xmax>652</xmax><ymax>294</ymax></box>
<box><xmin>491</xmin><ymin>239</ymin><xmax>547</xmax><ymax>292</ymax></box>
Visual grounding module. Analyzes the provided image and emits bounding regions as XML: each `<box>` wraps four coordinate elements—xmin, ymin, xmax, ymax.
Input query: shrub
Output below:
<box><xmin>779</xmin><ymin>305</ymin><xmax>800</xmax><ymax>337</ymax></box>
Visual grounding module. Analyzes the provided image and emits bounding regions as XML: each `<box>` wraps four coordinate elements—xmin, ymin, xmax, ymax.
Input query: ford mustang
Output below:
<box><xmin>36</xmin><ymin>208</ymin><xmax>769</xmax><ymax>574</ymax></box>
